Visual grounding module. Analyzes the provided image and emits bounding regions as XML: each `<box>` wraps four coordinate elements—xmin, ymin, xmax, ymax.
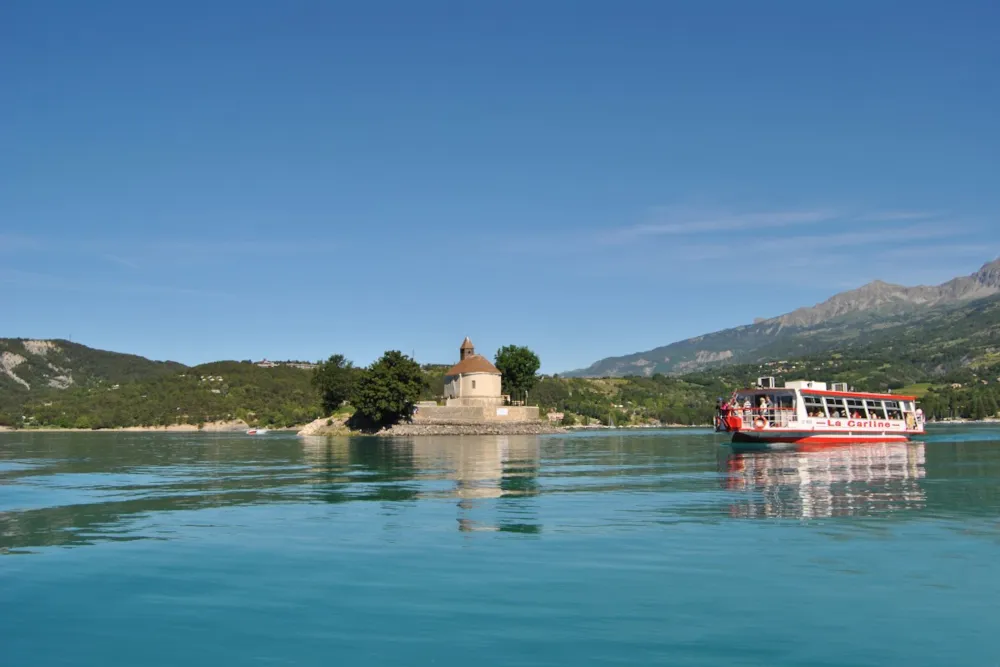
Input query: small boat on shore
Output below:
<box><xmin>246</xmin><ymin>428</ymin><xmax>269</xmax><ymax>435</ymax></box>
<box><xmin>715</xmin><ymin>377</ymin><xmax>924</xmax><ymax>451</ymax></box>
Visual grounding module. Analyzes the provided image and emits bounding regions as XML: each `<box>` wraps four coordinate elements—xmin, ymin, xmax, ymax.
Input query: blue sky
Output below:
<box><xmin>2</xmin><ymin>0</ymin><xmax>998</xmax><ymax>373</ymax></box>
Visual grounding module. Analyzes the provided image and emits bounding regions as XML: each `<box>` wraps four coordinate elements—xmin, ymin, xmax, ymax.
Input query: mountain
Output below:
<box><xmin>0</xmin><ymin>338</ymin><xmax>185</xmax><ymax>398</ymax></box>
<box><xmin>567</xmin><ymin>258</ymin><xmax>1000</xmax><ymax>377</ymax></box>
<box><xmin>770</xmin><ymin>258</ymin><xmax>1000</xmax><ymax>328</ymax></box>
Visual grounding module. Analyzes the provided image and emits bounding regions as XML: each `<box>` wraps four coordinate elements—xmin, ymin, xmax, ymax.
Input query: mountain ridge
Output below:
<box><xmin>566</xmin><ymin>257</ymin><xmax>1000</xmax><ymax>377</ymax></box>
<box><xmin>0</xmin><ymin>338</ymin><xmax>185</xmax><ymax>395</ymax></box>
<box><xmin>766</xmin><ymin>257</ymin><xmax>1000</xmax><ymax>329</ymax></box>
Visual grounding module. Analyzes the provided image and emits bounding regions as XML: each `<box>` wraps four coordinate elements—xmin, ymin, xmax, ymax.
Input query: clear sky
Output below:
<box><xmin>2</xmin><ymin>1</ymin><xmax>998</xmax><ymax>373</ymax></box>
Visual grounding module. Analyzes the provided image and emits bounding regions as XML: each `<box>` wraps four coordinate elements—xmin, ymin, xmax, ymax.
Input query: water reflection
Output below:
<box><xmin>301</xmin><ymin>435</ymin><xmax>542</xmax><ymax>533</ymax></box>
<box><xmin>722</xmin><ymin>442</ymin><xmax>927</xmax><ymax>519</ymax></box>
<box><xmin>4</xmin><ymin>430</ymin><xmax>1000</xmax><ymax>553</ymax></box>
<box><xmin>0</xmin><ymin>433</ymin><xmax>544</xmax><ymax>550</ymax></box>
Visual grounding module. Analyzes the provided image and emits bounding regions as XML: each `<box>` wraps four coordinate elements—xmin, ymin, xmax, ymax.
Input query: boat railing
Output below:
<box><xmin>716</xmin><ymin>405</ymin><xmax>926</xmax><ymax>433</ymax></box>
<box><xmin>717</xmin><ymin>407</ymin><xmax>797</xmax><ymax>430</ymax></box>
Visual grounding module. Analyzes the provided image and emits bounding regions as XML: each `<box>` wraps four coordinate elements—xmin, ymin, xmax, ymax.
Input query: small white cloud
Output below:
<box><xmin>600</xmin><ymin>208</ymin><xmax>839</xmax><ymax>245</ymax></box>
<box><xmin>854</xmin><ymin>210</ymin><xmax>942</xmax><ymax>222</ymax></box>
<box><xmin>102</xmin><ymin>254</ymin><xmax>140</xmax><ymax>269</ymax></box>
<box><xmin>882</xmin><ymin>243</ymin><xmax>989</xmax><ymax>260</ymax></box>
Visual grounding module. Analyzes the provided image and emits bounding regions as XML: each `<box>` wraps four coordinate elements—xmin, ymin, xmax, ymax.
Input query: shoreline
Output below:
<box><xmin>296</xmin><ymin>416</ymin><xmax>566</xmax><ymax>437</ymax></box>
<box><xmin>3</xmin><ymin>418</ymin><xmax>995</xmax><ymax>436</ymax></box>
<box><xmin>0</xmin><ymin>420</ymin><xmax>273</xmax><ymax>434</ymax></box>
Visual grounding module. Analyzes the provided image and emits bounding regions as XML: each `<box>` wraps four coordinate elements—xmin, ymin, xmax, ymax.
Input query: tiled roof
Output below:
<box><xmin>445</xmin><ymin>354</ymin><xmax>501</xmax><ymax>376</ymax></box>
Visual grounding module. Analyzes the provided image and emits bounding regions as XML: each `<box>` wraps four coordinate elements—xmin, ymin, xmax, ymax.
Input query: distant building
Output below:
<box><xmin>254</xmin><ymin>359</ymin><xmax>317</xmax><ymax>370</ymax></box>
<box><xmin>410</xmin><ymin>337</ymin><xmax>540</xmax><ymax>423</ymax></box>
<box><xmin>444</xmin><ymin>338</ymin><xmax>503</xmax><ymax>407</ymax></box>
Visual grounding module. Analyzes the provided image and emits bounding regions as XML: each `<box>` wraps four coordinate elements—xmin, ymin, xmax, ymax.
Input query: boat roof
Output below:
<box><xmin>803</xmin><ymin>388</ymin><xmax>917</xmax><ymax>401</ymax></box>
<box><xmin>736</xmin><ymin>387</ymin><xmax>916</xmax><ymax>401</ymax></box>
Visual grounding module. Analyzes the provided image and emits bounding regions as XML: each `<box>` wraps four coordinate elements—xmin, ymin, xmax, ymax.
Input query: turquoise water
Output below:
<box><xmin>2</xmin><ymin>426</ymin><xmax>999</xmax><ymax>666</ymax></box>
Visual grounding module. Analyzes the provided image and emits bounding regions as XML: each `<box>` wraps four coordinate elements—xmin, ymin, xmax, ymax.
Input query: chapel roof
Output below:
<box><xmin>460</xmin><ymin>337</ymin><xmax>475</xmax><ymax>350</ymax></box>
<box><xmin>445</xmin><ymin>354</ymin><xmax>501</xmax><ymax>377</ymax></box>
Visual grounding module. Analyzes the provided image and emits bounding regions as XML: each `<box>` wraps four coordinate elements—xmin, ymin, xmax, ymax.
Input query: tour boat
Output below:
<box><xmin>715</xmin><ymin>377</ymin><xmax>924</xmax><ymax>450</ymax></box>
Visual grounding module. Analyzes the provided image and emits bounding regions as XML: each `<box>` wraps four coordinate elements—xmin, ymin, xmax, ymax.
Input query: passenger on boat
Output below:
<box><xmin>758</xmin><ymin>396</ymin><xmax>772</xmax><ymax>423</ymax></box>
<box><xmin>851</xmin><ymin>411</ymin><xmax>861</xmax><ymax>418</ymax></box>
<box><xmin>742</xmin><ymin>399</ymin><xmax>752</xmax><ymax>419</ymax></box>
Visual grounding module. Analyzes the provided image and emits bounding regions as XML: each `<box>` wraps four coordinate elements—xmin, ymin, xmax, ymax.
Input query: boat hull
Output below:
<box><xmin>729</xmin><ymin>429</ymin><xmax>913</xmax><ymax>452</ymax></box>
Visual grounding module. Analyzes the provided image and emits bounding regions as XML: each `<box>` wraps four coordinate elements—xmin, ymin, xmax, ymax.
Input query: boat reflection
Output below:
<box><xmin>721</xmin><ymin>442</ymin><xmax>926</xmax><ymax>518</ymax></box>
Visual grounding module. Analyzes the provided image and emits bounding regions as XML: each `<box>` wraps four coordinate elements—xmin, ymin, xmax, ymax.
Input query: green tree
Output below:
<box><xmin>312</xmin><ymin>354</ymin><xmax>358</xmax><ymax>413</ymax></box>
<box><xmin>494</xmin><ymin>345</ymin><xmax>541</xmax><ymax>400</ymax></box>
<box><xmin>973</xmin><ymin>396</ymin><xmax>988</xmax><ymax>421</ymax></box>
<box><xmin>350</xmin><ymin>351</ymin><xmax>426</xmax><ymax>429</ymax></box>
<box><xmin>986</xmin><ymin>392</ymin><xmax>999</xmax><ymax>418</ymax></box>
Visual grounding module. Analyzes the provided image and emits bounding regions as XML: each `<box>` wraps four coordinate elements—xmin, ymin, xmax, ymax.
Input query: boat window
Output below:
<box><xmin>845</xmin><ymin>398</ymin><xmax>867</xmax><ymax>418</ymax></box>
<box><xmin>803</xmin><ymin>394</ymin><xmax>825</xmax><ymax>417</ymax></box>
<box><xmin>865</xmin><ymin>399</ymin><xmax>888</xmax><ymax>419</ymax></box>
<box><xmin>824</xmin><ymin>396</ymin><xmax>848</xmax><ymax>418</ymax></box>
<box><xmin>884</xmin><ymin>400</ymin><xmax>902</xmax><ymax>420</ymax></box>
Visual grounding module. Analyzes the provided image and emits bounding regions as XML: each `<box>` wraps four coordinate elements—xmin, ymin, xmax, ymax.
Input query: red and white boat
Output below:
<box><xmin>715</xmin><ymin>377</ymin><xmax>924</xmax><ymax>450</ymax></box>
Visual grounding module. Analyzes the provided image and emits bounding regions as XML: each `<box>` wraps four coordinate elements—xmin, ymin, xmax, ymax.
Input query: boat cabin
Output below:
<box><xmin>721</xmin><ymin>378</ymin><xmax>921</xmax><ymax>429</ymax></box>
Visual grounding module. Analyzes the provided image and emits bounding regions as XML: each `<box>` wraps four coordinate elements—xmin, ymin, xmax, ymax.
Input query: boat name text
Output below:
<box><xmin>825</xmin><ymin>419</ymin><xmax>900</xmax><ymax>429</ymax></box>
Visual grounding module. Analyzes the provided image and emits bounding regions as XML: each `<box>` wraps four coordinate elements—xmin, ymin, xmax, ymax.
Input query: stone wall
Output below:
<box><xmin>412</xmin><ymin>404</ymin><xmax>540</xmax><ymax>423</ymax></box>
<box><xmin>445</xmin><ymin>396</ymin><xmax>504</xmax><ymax>407</ymax></box>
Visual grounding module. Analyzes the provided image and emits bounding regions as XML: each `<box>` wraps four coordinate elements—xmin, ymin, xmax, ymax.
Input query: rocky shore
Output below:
<box><xmin>296</xmin><ymin>415</ymin><xmax>565</xmax><ymax>437</ymax></box>
<box><xmin>296</xmin><ymin>416</ymin><xmax>352</xmax><ymax>436</ymax></box>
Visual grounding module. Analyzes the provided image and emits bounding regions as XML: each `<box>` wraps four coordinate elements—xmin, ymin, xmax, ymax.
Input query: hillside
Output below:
<box><xmin>6</xmin><ymin>360</ymin><xmax>323</xmax><ymax>429</ymax></box>
<box><xmin>567</xmin><ymin>258</ymin><xmax>1000</xmax><ymax>377</ymax></box>
<box><xmin>0</xmin><ymin>338</ymin><xmax>185</xmax><ymax>403</ymax></box>
<box><xmin>4</xmin><ymin>287</ymin><xmax>1000</xmax><ymax>431</ymax></box>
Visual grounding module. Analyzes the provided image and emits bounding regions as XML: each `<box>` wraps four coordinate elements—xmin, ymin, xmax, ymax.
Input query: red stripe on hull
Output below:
<box><xmin>730</xmin><ymin>430</ymin><xmax>913</xmax><ymax>451</ymax></box>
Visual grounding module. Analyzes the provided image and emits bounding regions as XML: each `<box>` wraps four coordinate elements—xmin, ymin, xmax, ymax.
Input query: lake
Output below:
<box><xmin>2</xmin><ymin>426</ymin><xmax>999</xmax><ymax>666</ymax></box>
